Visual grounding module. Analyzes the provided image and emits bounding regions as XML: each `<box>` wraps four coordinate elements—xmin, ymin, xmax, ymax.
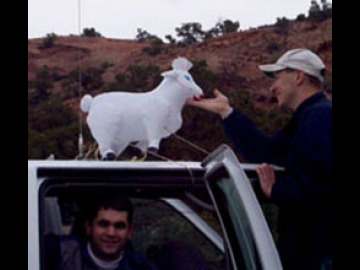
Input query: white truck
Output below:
<box><xmin>28</xmin><ymin>144</ymin><xmax>283</xmax><ymax>270</ymax></box>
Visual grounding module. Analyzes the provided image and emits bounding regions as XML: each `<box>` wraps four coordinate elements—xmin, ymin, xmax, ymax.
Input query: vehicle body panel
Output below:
<box><xmin>28</xmin><ymin>144</ymin><xmax>283</xmax><ymax>270</ymax></box>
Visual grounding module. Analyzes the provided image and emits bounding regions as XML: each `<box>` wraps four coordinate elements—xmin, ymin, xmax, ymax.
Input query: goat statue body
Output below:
<box><xmin>80</xmin><ymin>57</ymin><xmax>204</xmax><ymax>160</ymax></box>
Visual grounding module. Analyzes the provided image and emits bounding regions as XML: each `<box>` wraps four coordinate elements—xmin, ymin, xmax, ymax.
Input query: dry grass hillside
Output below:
<box><xmin>28</xmin><ymin>18</ymin><xmax>332</xmax><ymax>104</ymax></box>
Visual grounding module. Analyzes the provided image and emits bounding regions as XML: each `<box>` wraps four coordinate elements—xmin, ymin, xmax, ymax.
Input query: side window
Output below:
<box><xmin>211</xmin><ymin>177</ymin><xmax>261</xmax><ymax>269</ymax></box>
<box><xmin>132</xmin><ymin>199</ymin><xmax>225</xmax><ymax>269</ymax></box>
<box><xmin>41</xmin><ymin>184</ymin><xmax>226</xmax><ymax>270</ymax></box>
<box><xmin>205</xmin><ymin>165</ymin><xmax>282</xmax><ymax>270</ymax></box>
<box><xmin>203</xmin><ymin>145</ymin><xmax>283</xmax><ymax>270</ymax></box>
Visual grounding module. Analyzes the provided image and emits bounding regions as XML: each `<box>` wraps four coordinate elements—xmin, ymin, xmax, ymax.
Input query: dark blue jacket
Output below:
<box><xmin>45</xmin><ymin>235</ymin><xmax>157</xmax><ymax>270</ymax></box>
<box><xmin>223</xmin><ymin>92</ymin><xmax>332</xmax><ymax>270</ymax></box>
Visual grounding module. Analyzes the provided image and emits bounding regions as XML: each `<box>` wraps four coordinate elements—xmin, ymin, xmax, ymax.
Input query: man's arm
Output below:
<box><xmin>223</xmin><ymin>110</ymin><xmax>289</xmax><ymax>164</ymax></box>
<box><xmin>188</xmin><ymin>89</ymin><xmax>289</xmax><ymax>165</ymax></box>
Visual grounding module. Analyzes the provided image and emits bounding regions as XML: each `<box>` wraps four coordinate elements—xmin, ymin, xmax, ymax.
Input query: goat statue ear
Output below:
<box><xmin>161</xmin><ymin>70</ymin><xmax>180</xmax><ymax>79</ymax></box>
<box><xmin>172</xmin><ymin>57</ymin><xmax>193</xmax><ymax>71</ymax></box>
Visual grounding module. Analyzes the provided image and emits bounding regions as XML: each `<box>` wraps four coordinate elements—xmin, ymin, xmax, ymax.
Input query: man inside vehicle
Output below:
<box><xmin>47</xmin><ymin>195</ymin><xmax>157</xmax><ymax>270</ymax></box>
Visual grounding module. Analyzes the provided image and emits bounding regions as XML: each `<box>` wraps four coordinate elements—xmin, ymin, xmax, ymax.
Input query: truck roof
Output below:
<box><xmin>28</xmin><ymin>160</ymin><xmax>203</xmax><ymax>170</ymax></box>
<box><xmin>28</xmin><ymin>159</ymin><xmax>263</xmax><ymax>171</ymax></box>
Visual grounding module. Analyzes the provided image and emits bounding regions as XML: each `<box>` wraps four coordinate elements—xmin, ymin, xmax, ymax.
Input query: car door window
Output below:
<box><xmin>203</xmin><ymin>145</ymin><xmax>282</xmax><ymax>270</ymax></box>
<box><xmin>41</xmin><ymin>184</ymin><xmax>227</xmax><ymax>270</ymax></box>
<box><xmin>206</xmin><ymin>169</ymin><xmax>260</xmax><ymax>270</ymax></box>
<box><xmin>132</xmin><ymin>198</ymin><xmax>225</xmax><ymax>269</ymax></box>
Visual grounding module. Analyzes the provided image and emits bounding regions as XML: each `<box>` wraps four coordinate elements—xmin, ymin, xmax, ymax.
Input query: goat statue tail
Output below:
<box><xmin>80</xmin><ymin>94</ymin><xmax>93</xmax><ymax>113</ymax></box>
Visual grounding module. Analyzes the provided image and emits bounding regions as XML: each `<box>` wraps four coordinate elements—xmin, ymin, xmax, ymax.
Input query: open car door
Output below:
<box><xmin>202</xmin><ymin>144</ymin><xmax>283</xmax><ymax>270</ymax></box>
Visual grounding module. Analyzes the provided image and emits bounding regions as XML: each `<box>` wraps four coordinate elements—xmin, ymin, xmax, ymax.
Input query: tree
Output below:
<box><xmin>61</xmin><ymin>66</ymin><xmax>105</xmax><ymax>99</ymax></box>
<box><xmin>321</xmin><ymin>0</ymin><xmax>332</xmax><ymax>11</ymax></box>
<box><xmin>308</xmin><ymin>0</ymin><xmax>332</xmax><ymax>22</ymax></box>
<box><xmin>309</xmin><ymin>0</ymin><xmax>321</xmax><ymax>14</ymax></box>
<box><xmin>142</xmin><ymin>39</ymin><xmax>164</xmax><ymax>56</ymax></box>
<box><xmin>136</xmin><ymin>28</ymin><xmax>162</xmax><ymax>43</ymax></box>
<box><xmin>82</xmin><ymin>27</ymin><xmax>102</xmax><ymax>37</ymax></box>
<box><xmin>215</xmin><ymin>19</ymin><xmax>240</xmax><ymax>35</ymax></box>
<box><xmin>33</xmin><ymin>65</ymin><xmax>54</xmax><ymax>100</ymax></box>
<box><xmin>165</xmin><ymin>34</ymin><xmax>177</xmax><ymax>45</ymax></box>
<box><xmin>202</xmin><ymin>27</ymin><xmax>220</xmax><ymax>40</ymax></box>
<box><xmin>274</xmin><ymin>17</ymin><xmax>290</xmax><ymax>35</ymax></box>
<box><xmin>81</xmin><ymin>67</ymin><xmax>105</xmax><ymax>91</ymax></box>
<box><xmin>175</xmin><ymin>22</ymin><xmax>204</xmax><ymax>45</ymax></box>
<box><xmin>39</xmin><ymin>33</ymin><xmax>57</xmax><ymax>49</ymax></box>
<box><xmin>125</xmin><ymin>64</ymin><xmax>161</xmax><ymax>91</ymax></box>
<box><xmin>136</xmin><ymin>28</ymin><xmax>151</xmax><ymax>42</ymax></box>
<box><xmin>28</xmin><ymin>95</ymin><xmax>79</xmax><ymax>159</ymax></box>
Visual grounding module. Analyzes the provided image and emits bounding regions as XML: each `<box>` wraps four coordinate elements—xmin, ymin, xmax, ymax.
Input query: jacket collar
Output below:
<box><xmin>282</xmin><ymin>92</ymin><xmax>326</xmax><ymax>137</ymax></box>
<box><xmin>293</xmin><ymin>92</ymin><xmax>326</xmax><ymax>119</ymax></box>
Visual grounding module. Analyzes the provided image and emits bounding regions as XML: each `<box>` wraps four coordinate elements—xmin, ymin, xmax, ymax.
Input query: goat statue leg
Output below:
<box><xmin>148</xmin><ymin>139</ymin><xmax>160</xmax><ymax>154</ymax></box>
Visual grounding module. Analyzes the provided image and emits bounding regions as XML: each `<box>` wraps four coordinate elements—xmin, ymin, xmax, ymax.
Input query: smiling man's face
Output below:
<box><xmin>86</xmin><ymin>208</ymin><xmax>133</xmax><ymax>261</ymax></box>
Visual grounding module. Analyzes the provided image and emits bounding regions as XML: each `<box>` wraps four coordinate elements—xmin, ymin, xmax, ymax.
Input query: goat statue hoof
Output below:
<box><xmin>102</xmin><ymin>152</ymin><xmax>116</xmax><ymax>161</ymax></box>
<box><xmin>148</xmin><ymin>147</ymin><xmax>159</xmax><ymax>155</ymax></box>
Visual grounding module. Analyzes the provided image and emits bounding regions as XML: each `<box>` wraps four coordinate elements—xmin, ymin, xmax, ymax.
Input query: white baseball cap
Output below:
<box><xmin>259</xmin><ymin>48</ymin><xmax>326</xmax><ymax>82</ymax></box>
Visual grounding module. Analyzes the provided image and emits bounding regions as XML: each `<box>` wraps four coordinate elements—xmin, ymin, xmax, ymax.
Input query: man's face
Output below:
<box><xmin>86</xmin><ymin>208</ymin><xmax>133</xmax><ymax>261</ymax></box>
<box><xmin>269</xmin><ymin>70</ymin><xmax>298</xmax><ymax>110</ymax></box>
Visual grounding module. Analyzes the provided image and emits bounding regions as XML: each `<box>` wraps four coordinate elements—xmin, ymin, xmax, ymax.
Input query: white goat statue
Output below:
<box><xmin>80</xmin><ymin>57</ymin><xmax>204</xmax><ymax>160</ymax></box>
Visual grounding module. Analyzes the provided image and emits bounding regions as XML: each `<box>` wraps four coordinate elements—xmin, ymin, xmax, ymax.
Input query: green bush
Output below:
<box><xmin>82</xmin><ymin>27</ymin><xmax>102</xmax><ymax>37</ymax></box>
<box><xmin>39</xmin><ymin>33</ymin><xmax>57</xmax><ymax>49</ymax></box>
<box><xmin>274</xmin><ymin>17</ymin><xmax>290</xmax><ymax>35</ymax></box>
<box><xmin>62</xmin><ymin>67</ymin><xmax>105</xmax><ymax>97</ymax></box>
<box><xmin>308</xmin><ymin>0</ymin><xmax>332</xmax><ymax>22</ymax></box>
<box><xmin>142</xmin><ymin>38</ymin><xmax>164</xmax><ymax>56</ymax></box>
<box><xmin>30</xmin><ymin>65</ymin><xmax>55</xmax><ymax>102</ymax></box>
<box><xmin>28</xmin><ymin>95</ymin><xmax>79</xmax><ymax>159</ymax></box>
<box><xmin>266</xmin><ymin>42</ymin><xmax>280</xmax><ymax>54</ymax></box>
<box><xmin>125</xmin><ymin>64</ymin><xmax>162</xmax><ymax>91</ymax></box>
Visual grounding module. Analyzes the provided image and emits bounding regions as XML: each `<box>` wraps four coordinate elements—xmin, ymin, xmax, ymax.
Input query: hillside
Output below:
<box><xmin>28</xmin><ymin>18</ymin><xmax>332</xmax><ymax>94</ymax></box>
<box><xmin>28</xmin><ymin>17</ymin><xmax>332</xmax><ymax>160</ymax></box>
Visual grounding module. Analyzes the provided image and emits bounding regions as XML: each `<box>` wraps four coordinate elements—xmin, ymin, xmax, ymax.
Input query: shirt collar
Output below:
<box><xmin>86</xmin><ymin>242</ymin><xmax>123</xmax><ymax>270</ymax></box>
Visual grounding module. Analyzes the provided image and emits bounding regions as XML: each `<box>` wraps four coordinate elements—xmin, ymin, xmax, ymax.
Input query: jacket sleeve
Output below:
<box><xmin>271</xmin><ymin>106</ymin><xmax>332</xmax><ymax>207</ymax></box>
<box><xmin>223</xmin><ymin>109</ymin><xmax>288</xmax><ymax>165</ymax></box>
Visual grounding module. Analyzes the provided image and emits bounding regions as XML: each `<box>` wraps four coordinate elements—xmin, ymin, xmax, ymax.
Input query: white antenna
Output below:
<box><xmin>77</xmin><ymin>0</ymin><xmax>84</xmax><ymax>159</ymax></box>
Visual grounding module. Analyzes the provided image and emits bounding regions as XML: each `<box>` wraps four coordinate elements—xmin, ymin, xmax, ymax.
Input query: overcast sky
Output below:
<box><xmin>28</xmin><ymin>0</ymin><xmax>332</xmax><ymax>40</ymax></box>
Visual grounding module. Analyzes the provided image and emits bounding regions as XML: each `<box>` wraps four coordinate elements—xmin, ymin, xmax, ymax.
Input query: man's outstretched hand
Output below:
<box><xmin>186</xmin><ymin>89</ymin><xmax>233</xmax><ymax>118</ymax></box>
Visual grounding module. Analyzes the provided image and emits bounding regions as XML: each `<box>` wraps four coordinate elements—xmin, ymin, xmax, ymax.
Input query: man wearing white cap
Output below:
<box><xmin>187</xmin><ymin>48</ymin><xmax>332</xmax><ymax>270</ymax></box>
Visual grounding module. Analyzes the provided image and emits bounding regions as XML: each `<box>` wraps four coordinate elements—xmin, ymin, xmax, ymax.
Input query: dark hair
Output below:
<box><xmin>85</xmin><ymin>195</ymin><xmax>134</xmax><ymax>224</ymax></box>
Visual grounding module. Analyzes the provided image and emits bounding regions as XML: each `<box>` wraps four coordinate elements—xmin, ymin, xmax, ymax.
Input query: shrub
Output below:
<box><xmin>28</xmin><ymin>95</ymin><xmax>79</xmax><ymax>159</ymax></box>
<box><xmin>82</xmin><ymin>27</ymin><xmax>102</xmax><ymax>37</ymax></box>
<box><xmin>62</xmin><ymin>67</ymin><xmax>105</xmax><ymax>96</ymax></box>
<box><xmin>308</xmin><ymin>0</ymin><xmax>332</xmax><ymax>22</ymax></box>
<box><xmin>274</xmin><ymin>17</ymin><xmax>290</xmax><ymax>35</ymax></box>
<box><xmin>175</xmin><ymin>22</ymin><xmax>204</xmax><ymax>45</ymax></box>
<box><xmin>266</xmin><ymin>42</ymin><xmax>280</xmax><ymax>54</ymax></box>
<box><xmin>125</xmin><ymin>64</ymin><xmax>162</xmax><ymax>91</ymax></box>
<box><xmin>32</xmin><ymin>65</ymin><xmax>55</xmax><ymax>101</ymax></box>
<box><xmin>39</xmin><ymin>33</ymin><xmax>57</xmax><ymax>49</ymax></box>
<box><xmin>296</xmin><ymin>14</ymin><xmax>307</xmax><ymax>22</ymax></box>
<box><xmin>215</xmin><ymin>19</ymin><xmax>240</xmax><ymax>34</ymax></box>
<box><xmin>142</xmin><ymin>38</ymin><xmax>164</xmax><ymax>56</ymax></box>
